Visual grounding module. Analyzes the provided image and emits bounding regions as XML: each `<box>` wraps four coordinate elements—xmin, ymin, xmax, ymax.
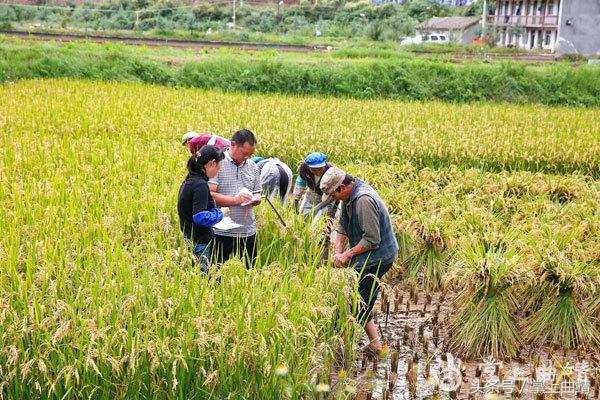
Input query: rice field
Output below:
<box><xmin>0</xmin><ymin>79</ymin><xmax>599</xmax><ymax>399</ymax></box>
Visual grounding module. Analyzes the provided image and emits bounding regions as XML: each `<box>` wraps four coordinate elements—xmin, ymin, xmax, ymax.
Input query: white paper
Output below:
<box><xmin>238</xmin><ymin>188</ymin><xmax>260</xmax><ymax>207</ymax></box>
<box><xmin>213</xmin><ymin>217</ymin><xmax>243</xmax><ymax>231</ymax></box>
<box><xmin>240</xmin><ymin>193</ymin><xmax>261</xmax><ymax>206</ymax></box>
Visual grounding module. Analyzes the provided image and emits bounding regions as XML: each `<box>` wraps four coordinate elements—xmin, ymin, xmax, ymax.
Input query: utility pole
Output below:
<box><xmin>277</xmin><ymin>1</ymin><xmax>283</xmax><ymax>32</ymax></box>
<box><xmin>232</xmin><ymin>0</ymin><xmax>236</xmax><ymax>28</ymax></box>
<box><xmin>481</xmin><ymin>0</ymin><xmax>488</xmax><ymax>38</ymax></box>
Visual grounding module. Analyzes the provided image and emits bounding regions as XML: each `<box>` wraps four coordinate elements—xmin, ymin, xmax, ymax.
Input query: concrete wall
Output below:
<box><xmin>447</xmin><ymin>25</ymin><xmax>479</xmax><ymax>44</ymax></box>
<box><xmin>557</xmin><ymin>0</ymin><xmax>600</xmax><ymax>55</ymax></box>
<box><xmin>460</xmin><ymin>25</ymin><xmax>479</xmax><ymax>44</ymax></box>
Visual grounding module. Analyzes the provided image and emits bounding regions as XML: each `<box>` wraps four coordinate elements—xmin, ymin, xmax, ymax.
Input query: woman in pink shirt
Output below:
<box><xmin>181</xmin><ymin>131</ymin><xmax>230</xmax><ymax>154</ymax></box>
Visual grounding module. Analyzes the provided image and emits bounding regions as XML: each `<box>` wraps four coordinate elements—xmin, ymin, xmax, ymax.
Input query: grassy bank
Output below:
<box><xmin>1</xmin><ymin>39</ymin><xmax>598</xmax><ymax>106</ymax></box>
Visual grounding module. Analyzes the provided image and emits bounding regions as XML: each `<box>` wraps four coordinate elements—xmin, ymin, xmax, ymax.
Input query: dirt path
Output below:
<box><xmin>0</xmin><ymin>30</ymin><xmax>324</xmax><ymax>53</ymax></box>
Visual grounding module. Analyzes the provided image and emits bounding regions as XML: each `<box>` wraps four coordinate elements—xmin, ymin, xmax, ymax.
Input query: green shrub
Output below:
<box><xmin>367</xmin><ymin>21</ymin><xmax>384</xmax><ymax>41</ymax></box>
<box><xmin>0</xmin><ymin>21</ymin><xmax>13</xmax><ymax>31</ymax></box>
<box><xmin>2</xmin><ymin>42</ymin><xmax>599</xmax><ymax>107</ymax></box>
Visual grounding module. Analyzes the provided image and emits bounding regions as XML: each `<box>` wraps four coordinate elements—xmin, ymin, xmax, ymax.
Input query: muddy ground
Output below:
<box><xmin>339</xmin><ymin>283</ymin><xmax>600</xmax><ymax>400</ymax></box>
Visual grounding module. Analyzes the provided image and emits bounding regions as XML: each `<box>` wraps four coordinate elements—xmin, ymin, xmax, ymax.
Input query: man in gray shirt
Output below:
<box><xmin>320</xmin><ymin>166</ymin><xmax>399</xmax><ymax>357</ymax></box>
<box><xmin>209</xmin><ymin>129</ymin><xmax>262</xmax><ymax>268</ymax></box>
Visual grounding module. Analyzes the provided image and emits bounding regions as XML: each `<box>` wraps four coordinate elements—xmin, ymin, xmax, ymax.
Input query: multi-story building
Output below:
<box><xmin>491</xmin><ymin>0</ymin><xmax>561</xmax><ymax>50</ymax></box>
<box><xmin>489</xmin><ymin>0</ymin><xmax>600</xmax><ymax>54</ymax></box>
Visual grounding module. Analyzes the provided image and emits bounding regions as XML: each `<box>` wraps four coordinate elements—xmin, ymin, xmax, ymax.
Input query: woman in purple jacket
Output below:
<box><xmin>177</xmin><ymin>145</ymin><xmax>229</xmax><ymax>274</ymax></box>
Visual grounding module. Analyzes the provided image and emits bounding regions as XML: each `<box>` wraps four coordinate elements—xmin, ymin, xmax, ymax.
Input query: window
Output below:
<box><xmin>545</xmin><ymin>31</ymin><xmax>552</xmax><ymax>46</ymax></box>
<box><xmin>439</xmin><ymin>35</ymin><xmax>447</xmax><ymax>41</ymax></box>
<box><xmin>548</xmin><ymin>3</ymin><xmax>554</xmax><ymax>15</ymax></box>
<box><xmin>430</xmin><ymin>36</ymin><xmax>438</xmax><ymax>41</ymax></box>
<box><xmin>516</xmin><ymin>1</ymin><xmax>523</xmax><ymax>15</ymax></box>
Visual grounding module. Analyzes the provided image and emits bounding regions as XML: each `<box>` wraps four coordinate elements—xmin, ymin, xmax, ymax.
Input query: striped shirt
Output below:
<box><xmin>209</xmin><ymin>149</ymin><xmax>261</xmax><ymax>237</ymax></box>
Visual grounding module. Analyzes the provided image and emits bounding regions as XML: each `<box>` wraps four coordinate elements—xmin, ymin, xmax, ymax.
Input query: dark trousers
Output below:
<box><xmin>356</xmin><ymin>261</ymin><xmax>394</xmax><ymax>325</ymax></box>
<box><xmin>214</xmin><ymin>234</ymin><xmax>257</xmax><ymax>269</ymax></box>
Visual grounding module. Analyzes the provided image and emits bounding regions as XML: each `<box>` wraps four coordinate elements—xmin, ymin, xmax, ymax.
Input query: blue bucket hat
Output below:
<box><xmin>305</xmin><ymin>152</ymin><xmax>327</xmax><ymax>169</ymax></box>
<box><xmin>250</xmin><ymin>156</ymin><xmax>264</xmax><ymax>164</ymax></box>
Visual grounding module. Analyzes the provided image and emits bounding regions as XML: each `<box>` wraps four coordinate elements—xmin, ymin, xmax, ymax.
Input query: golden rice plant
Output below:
<box><xmin>405</xmin><ymin>212</ymin><xmax>454</xmax><ymax>291</ymax></box>
<box><xmin>446</xmin><ymin>232</ymin><xmax>528</xmax><ymax>359</ymax></box>
<box><xmin>524</xmin><ymin>225</ymin><xmax>600</xmax><ymax>350</ymax></box>
<box><xmin>0</xmin><ymin>78</ymin><xmax>598</xmax><ymax>399</ymax></box>
<box><xmin>1</xmin><ymin>79</ymin><xmax>598</xmax><ymax>176</ymax></box>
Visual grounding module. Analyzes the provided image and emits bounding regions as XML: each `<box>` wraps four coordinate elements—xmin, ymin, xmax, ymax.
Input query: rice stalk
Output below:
<box><xmin>446</xmin><ymin>235</ymin><xmax>524</xmax><ymax>359</ymax></box>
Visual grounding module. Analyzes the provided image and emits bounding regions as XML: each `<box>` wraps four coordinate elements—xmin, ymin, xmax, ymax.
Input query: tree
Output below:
<box><xmin>407</xmin><ymin>0</ymin><xmax>443</xmax><ymax>22</ymax></box>
<box><xmin>110</xmin><ymin>7</ymin><xmax>134</xmax><ymax>30</ymax></box>
<box><xmin>367</xmin><ymin>20</ymin><xmax>384</xmax><ymax>41</ymax></box>
<box><xmin>185</xmin><ymin>13</ymin><xmax>199</xmax><ymax>34</ymax></box>
<box><xmin>389</xmin><ymin>14</ymin><xmax>417</xmax><ymax>40</ymax></box>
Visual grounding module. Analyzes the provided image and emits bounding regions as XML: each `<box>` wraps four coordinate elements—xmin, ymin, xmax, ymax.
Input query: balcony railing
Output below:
<box><xmin>488</xmin><ymin>14</ymin><xmax>559</xmax><ymax>27</ymax></box>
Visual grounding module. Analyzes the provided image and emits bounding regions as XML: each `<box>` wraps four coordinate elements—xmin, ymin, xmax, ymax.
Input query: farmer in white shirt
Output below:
<box><xmin>251</xmin><ymin>156</ymin><xmax>293</xmax><ymax>208</ymax></box>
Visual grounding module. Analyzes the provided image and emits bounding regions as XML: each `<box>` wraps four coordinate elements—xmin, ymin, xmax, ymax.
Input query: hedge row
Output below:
<box><xmin>1</xmin><ymin>44</ymin><xmax>598</xmax><ymax>106</ymax></box>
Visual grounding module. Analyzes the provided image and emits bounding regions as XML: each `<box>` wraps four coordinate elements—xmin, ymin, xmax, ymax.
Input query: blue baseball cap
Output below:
<box><xmin>250</xmin><ymin>156</ymin><xmax>264</xmax><ymax>164</ymax></box>
<box><xmin>305</xmin><ymin>152</ymin><xmax>327</xmax><ymax>169</ymax></box>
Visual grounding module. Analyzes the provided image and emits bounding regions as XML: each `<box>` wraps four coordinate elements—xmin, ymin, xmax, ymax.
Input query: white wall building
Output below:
<box><xmin>489</xmin><ymin>0</ymin><xmax>600</xmax><ymax>55</ymax></box>
<box><xmin>491</xmin><ymin>0</ymin><xmax>561</xmax><ymax>50</ymax></box>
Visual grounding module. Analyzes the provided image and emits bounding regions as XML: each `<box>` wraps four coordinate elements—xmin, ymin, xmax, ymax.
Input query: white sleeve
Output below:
<box><xmin>260</xmin><ymin>163</ymin><xmax>279</xmax><ymax>189</ymax></box>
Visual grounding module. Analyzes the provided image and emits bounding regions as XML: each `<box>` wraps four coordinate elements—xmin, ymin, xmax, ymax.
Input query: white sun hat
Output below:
<box><xmin>181</xmin><ymin>131</ymin><xmax>200</xmax><ymax>145</ymax></box>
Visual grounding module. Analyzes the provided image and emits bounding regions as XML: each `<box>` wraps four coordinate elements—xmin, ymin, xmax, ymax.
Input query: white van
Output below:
<box><xmin>400</xmin><ymin>33</ymin><xmax>449</xmax><ymax>46</ymax></box>
<box><xmin>425</xmin><ymin>33</ymin><xmax>449</xmax><ymax>43</ymax></box>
